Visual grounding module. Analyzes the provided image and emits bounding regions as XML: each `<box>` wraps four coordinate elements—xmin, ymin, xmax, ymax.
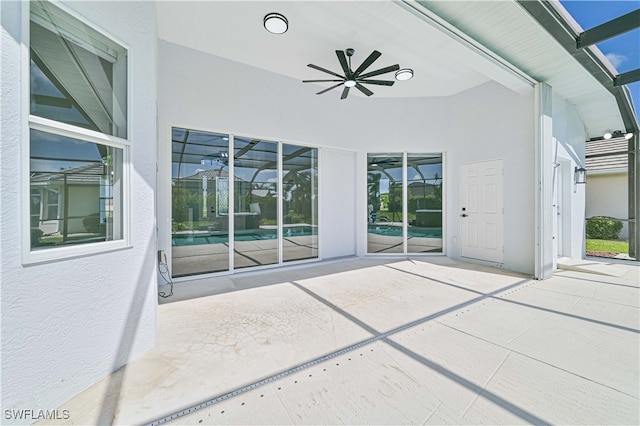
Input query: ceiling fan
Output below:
<box><xmin>303</xmin><ymin>48</ymin><xmax>399</xmax><ymax>100</ymax></box>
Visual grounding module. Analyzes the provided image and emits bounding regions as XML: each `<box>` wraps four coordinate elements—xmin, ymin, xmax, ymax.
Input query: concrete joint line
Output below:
<box><xmin>145</xmin><ymin>277</ymin><xmax>532</xmax><ymax>425</ymax></box>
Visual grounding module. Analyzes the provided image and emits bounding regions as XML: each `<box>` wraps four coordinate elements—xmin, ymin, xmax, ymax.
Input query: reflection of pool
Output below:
<box><xmin>173</xmin><ymin>226</ymin><xmax>317</xmax><ymax>246</ymax></box>
<box><xmin>368</xmin><ymin>225</ymin><xmax>442</xmax><ymax>238</ymax></box>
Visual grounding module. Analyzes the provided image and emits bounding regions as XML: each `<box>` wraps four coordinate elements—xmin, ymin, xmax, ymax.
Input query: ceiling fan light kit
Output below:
<box><xmin>303</xmin><ymin>48</ymin><xmax>411</xmax><ymax>100</ymax></box>
<box><xmin>395</xmin><ymin>68</ymin><xmax>414</xmax><ymax>81</ymax></box>
<box><xmin>263</xmin><ymin>13</ymin><xmax>288</xmax><ymax>34</ymax></box>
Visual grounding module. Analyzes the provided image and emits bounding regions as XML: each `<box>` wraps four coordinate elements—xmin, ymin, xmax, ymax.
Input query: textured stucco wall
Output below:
<box><xmin>1</xmin><ymin>1</ymin><xmax>157</xmax><ymax>421</ymax></box>
<box><xmin>156</xmin><ymin>41</ymin><xmax>536</xmax><ymax>274</ymax></box>
<box><xmin>552</xmin><ymin>93</ymin><xmax>587</xmax><ymax>260</ymax></box>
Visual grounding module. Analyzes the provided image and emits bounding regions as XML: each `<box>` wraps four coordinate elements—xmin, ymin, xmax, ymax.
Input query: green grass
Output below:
<box><xmin>586</xmin><ymin>239</ymin><xmax>629</xmax><ymax>254</ymax></box>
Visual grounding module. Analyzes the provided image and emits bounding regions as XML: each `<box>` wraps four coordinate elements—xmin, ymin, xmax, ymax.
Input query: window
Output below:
<box><xmin>28</xmin><ymin>1</ymin><xmax>128</xmax><ymax>257</ymax></box>
<box><xmin>367</xmin><ymin>153</ymin><xmax>443</xmax><ymax>254</ymax></box>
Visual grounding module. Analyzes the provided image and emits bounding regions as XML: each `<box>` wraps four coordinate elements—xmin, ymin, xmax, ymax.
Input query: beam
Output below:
<box><xmin>614</xmin><ymin>68</ymin><xmax>640</xmax><ymax>87</ymax></box>
<box><xmin>577</xmin><ymin>9</ymin><xmax>640</xmax><ymax>49</ymax></box>
<box><xmin>516</xmin><ymin>0</ymin><xmax>639</xmax><ymax>134</ymax></box>
<box><xmin>629</xmin><ymin>134</ymin><xmax>639</xmax><ymax>260</ymax></box>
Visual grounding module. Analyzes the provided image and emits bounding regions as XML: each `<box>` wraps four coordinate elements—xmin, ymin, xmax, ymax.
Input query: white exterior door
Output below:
<box><xmin>460</xmin><ymin>160</ymin><xmax>504</xmax><ymax>263</ymax></box>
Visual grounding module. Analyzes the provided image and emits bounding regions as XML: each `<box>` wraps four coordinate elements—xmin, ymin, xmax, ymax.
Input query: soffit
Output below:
<box><xmin>416</xmin><ymin>0</ymin><xmax>626</xmax><ymax>139</ymax></box>
<box><xmin>155</xmin><ymin>1</ymin><xmax>533</xmax><ymax>99</ymax></box>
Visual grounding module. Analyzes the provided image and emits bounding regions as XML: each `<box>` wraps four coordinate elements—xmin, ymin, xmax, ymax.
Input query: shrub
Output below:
<box><xmin>586</xmin><ymin>216</ymin><xmax>623</xmax><ymax>240</ymax></box>
<box><xmin>31</xmin><ymin>228</ymin><xmax>43</xmax><ymax>246</ymax></box>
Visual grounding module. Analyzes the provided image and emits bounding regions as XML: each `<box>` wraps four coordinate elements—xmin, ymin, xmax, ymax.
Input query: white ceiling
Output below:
<box><xmin>156</xmin><ymin>0</ymin><xmax>627</xmax><ymax>137</ymax></box>
<box><xmin>156</xmin><ymin>1</ymin><xmax>525</xmax><ymax>99</ymax></box>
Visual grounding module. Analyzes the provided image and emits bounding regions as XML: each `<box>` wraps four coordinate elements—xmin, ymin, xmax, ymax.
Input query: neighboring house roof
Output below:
<box><xmin>31</xmin><ymin>163</ymin><xmax>105</xmax><ymax>185</ymax></box>
<box><xmin>585</xmin><ymin>138</ymin><xmax>628</xmax><ymax>173</ymax></box>
<box><xmin>177</xmin><ymin>169</ymin><xmax>249</xmax><ymax>183</ymax></box>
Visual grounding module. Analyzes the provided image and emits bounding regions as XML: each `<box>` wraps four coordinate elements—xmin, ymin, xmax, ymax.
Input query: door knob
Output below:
<box><xmin>460</xmin><ymin>213</ymin><xmax>468</xmax><ymax>217</ymax></box>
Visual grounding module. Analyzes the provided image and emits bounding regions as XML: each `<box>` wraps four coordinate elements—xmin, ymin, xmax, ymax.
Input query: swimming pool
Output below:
<box><xmin>368</xmin><ymin>225</ymin><xmax>442</xmax><ymax>238</ymax></box>
<box><xmin>172</xmin><ymin>225</ymin><xmax>317</xmax><ymax>246</ymax></box>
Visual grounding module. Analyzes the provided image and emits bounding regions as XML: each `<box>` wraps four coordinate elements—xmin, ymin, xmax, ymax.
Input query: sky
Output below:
<box><xmin>559</xmin><ymin>0</ymin><xmax>640</xmax><ymax>118</ymax></box>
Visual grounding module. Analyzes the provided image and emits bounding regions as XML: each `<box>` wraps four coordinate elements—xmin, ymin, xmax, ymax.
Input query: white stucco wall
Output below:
<box><xmin>551</xmin><ymin>93</ymin><xmax>587</xmax><ymax>260</ymax></box>
<box><xmin>157</xmin><ymin>41</ymin><xmax>536</xmax><ymax>275</ymax></box>
<box><xmin>1</xmin><ymin>1</ymin><xmax>158</xmax><ymax>421</ymax></box>
<box><xmin>586</xmin><ymin>172</ymin><xmax>628</xmax><ymax>239</ymax></box>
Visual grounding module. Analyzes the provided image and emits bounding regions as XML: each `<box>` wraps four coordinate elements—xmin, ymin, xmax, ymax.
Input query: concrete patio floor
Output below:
<box><xmin>45</xmin><ymin>257</ymin><xmax>638</xmax><ymax>425</ymax></box>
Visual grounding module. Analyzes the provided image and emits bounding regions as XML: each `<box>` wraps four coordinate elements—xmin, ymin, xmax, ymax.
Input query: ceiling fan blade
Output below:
<box><xmin>355</xmin><ymin>83</ymin><xmax>373</xmax><ymax>97</ymax></box>
<box><xmin>358</xmin><ymin>79</ymin><xmax>395</xmax><ymax>86</ymax></box>
<box><xmin>353</xmin><ymin>50</ymin><xmax>381</xmax><ymax>77</ymax></box>
<box><xmin>336</xmin><ymin>50</ymin><xmax>351</xmax><ymax>77</ymax></box>
<box><xmin>307</xmin><ymin>63</ymin><xmax>345</xmax><ymax>79</ymax></box>
<box><xmin>358</xmin><ymin>64</ymin><xmax>400</xmax><ymax>79</ymax></box>
<box><xmin>341</xmin><ymin>86</ymin><xmax>350</xmax><ymax>100</ymax></box>
<box><xmin>303</xmin><ymin>79</ymin><xmax>344</xmax><ymax>83</ymax></box>
<box><xmin>316</xmin><ymin>82</ymin><xmax>344</xmax><ymax>95</ymax></box>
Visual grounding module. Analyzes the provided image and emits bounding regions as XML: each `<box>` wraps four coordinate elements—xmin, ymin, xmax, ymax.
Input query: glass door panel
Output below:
<box><xmin>282</xmin><ymin>144</ymin><xmax>318</xmax><ymax>262</ymax></box>
<box><xmin>407</xmin><ymin>154</ymin><xmax>443</xmax><ymax>253</ymax></box>
<box><xmin>234</xmin><ymin>137</ymin><xmax>278</xmax><ymax>268</ymax></box>
<box><xmin>171</xmin><ymin>128</ymin><xmax>230</xmax><ymax>277</ymax></box>
<box><xmin>367</xmin><ymin>153</ymin><xmax>404</xmax><ymax>253</ymax></box>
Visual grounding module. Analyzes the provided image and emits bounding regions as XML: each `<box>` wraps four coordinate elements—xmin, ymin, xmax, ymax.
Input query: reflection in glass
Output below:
<box><xmin>30</xmin><ymin>1</ymin><xmax>127</xmax><ymax>138</ymax></box>
<box><xmin>282</xmin><ymin>144</ymin><xmax>318</xmax><ymax>262</ymax></box>
<box><xmin>171</xmin><ymin>128</ymin><xmax>230</xmax><ymax>277</ymax></box>
<box><xmin>407</xmin><ymin>154</ymin><xmax>443</xmax><ymax>253</ymax></box>
<box><xmin>234</xmin><ymin>137</ymin><xmax>278</xmax><ymax>269</ymax></box>
<box><xmin>367</xmin><ymin>153</ymin><xmax>404</xmax><ymax>253</ymax></box>
<box><xmin>30</xmin><ymin>129</ymin><xmax>123</xmax><ymax>249</ymax></box>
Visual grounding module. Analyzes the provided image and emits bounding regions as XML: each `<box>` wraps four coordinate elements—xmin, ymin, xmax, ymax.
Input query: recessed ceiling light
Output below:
<box><xmin>264</xmin><ymin>13</ymin><xmax>288</xmax><ymax>34</ymax></box>
<box><xmin>625</xmin><ymin>132</ymin><xmax>634</xmax><ymax>140</ymax></box>
<box><xmin>395</xmin><ymin>68</ymin><xmax>414</xmax><ymax>81</ymax></box>
<box><xmin>603</xmin><ymin>132</ymin><xmax>612</xmax><ymax>140</ymax></box>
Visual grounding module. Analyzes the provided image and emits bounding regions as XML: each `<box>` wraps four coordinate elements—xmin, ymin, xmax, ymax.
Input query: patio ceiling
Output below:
<box><xmin>156</xmin><ymin>1</ymin><xmax>530</xmax><ymax>99</ymax></box>
<box><xmin>156</xmin><ymin>1</ymin><xmax>633</xmax><ymax>139</ymax></box>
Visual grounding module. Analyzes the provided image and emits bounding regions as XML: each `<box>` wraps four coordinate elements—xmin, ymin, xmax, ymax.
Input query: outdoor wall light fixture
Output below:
<box><xmin>264</xmin><ymin>13</ymin><xmax>288</xmax><ymax>34</ymax></box>
<box><xmin>395</xmin><ymin>68</ymin><xmax>414</xmax><ymax>81</ymax></box>
<box><xmin>574</xmin><ymin>166</ymin><xmax>587</xmax><ymax>185</ymax></box>
<box><xmin>603</xmin><ymin>130</ymin><xmax>634</xmax><ymax>140</ymax></box>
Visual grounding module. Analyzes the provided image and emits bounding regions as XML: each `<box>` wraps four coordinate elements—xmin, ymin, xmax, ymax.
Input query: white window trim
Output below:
<box><xmin>22</xmin><ymin>0</ymin><xmax>132</xmax><ymax>265</ymax></box>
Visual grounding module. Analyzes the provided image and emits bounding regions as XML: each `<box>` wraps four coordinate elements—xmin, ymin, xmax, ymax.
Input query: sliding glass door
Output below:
<box><xmin>233</xmin><ymin>137</ymin><xmax>279</xmax><ymax>269</ymax></box>
<box><xmin>407</xmin><ymin>154</ymin><xmax>443</xmax><ymax>253</ymax></box>
<box><xmin>283</xmin><ymin>144</ymin><xmax>318</xmax><ymax>262</ymax></box>
<box><xmin>367</xmin><ymin>153</ymin><xmax>443</xmax><ymax>254</ymax></box>
<box><xmin>367</xmin><ymin>154</ymin><xmax>404</xmax><ymax>253</ymax></box>
<box><xmin>171</xmin><ymin>127</ymin><xmax>318</xmax><ymax>278</ymax></box>
<box><xmin>171</xmin><ymin>128</ymin><xmax>230</xmax><ymax>277</ymax></box>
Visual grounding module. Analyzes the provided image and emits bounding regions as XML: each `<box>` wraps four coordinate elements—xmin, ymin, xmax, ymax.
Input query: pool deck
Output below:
<box><xmin>42</xmin><ymin>256</ymin><xmax>638</xmax><ymax>425</ymax></box>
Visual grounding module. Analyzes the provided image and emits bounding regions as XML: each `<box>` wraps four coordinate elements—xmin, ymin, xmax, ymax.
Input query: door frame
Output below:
<box><xmin>459</xmin><ymin>158</ymin><xmax>504</xmax><ymax>264</ymax></box>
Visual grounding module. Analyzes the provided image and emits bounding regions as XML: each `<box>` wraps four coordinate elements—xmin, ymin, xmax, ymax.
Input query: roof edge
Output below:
<box><xmin>515</xmin><ymin>0</ymin><xmax>639</xmax><ymax>133</ymax></box>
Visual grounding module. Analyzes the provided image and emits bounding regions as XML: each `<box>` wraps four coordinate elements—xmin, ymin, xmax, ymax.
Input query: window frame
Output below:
<box><xmin>165</xmin><ymin>124</ymin><xmax>321</xmax><ymax>280</ymax></box>
<box><xmin>22</xmin><ymin>1</ymin><xmax>132</xmax><ymax>264</ymax></box>
<box><xmin>365</xmin><ymin>151</ymin><xmax>446</xmax><ymax>256</ymax></box>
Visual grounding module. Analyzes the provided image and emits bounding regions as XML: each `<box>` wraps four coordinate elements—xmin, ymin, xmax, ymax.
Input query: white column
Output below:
<box><xmin>534</xmin><ymin>82</ymin><xmax>554</xmax><ymax>279</ymax></box>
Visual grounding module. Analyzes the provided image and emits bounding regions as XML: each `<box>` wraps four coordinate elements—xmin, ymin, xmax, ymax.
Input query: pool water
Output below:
<box><xmin>173</xmin><ymin>225</ymin><xmax>317</xmax><ymax>246</ymax></box>
<box><xmin>368</xmin><ymin>225</ymin><xmax>442</xmax><ymax>238</ymax></box>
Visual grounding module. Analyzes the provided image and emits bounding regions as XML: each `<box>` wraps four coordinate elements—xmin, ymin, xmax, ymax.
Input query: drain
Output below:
<box><xmin>145</xmin><ymin>278</ymin><xmax>530</xmax><ymax>425</ymax></box>
<box><xmin>145</xmin><ymin>339</ymin><xmax>376</xmax><ymax>426</ymax></box>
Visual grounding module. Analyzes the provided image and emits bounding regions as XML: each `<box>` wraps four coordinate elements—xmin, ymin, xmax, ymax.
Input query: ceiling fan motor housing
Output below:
<box><xmin>302</xmin><ymin>48</ymin><xmax>400</xmax><ymax>100</ymax></box>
